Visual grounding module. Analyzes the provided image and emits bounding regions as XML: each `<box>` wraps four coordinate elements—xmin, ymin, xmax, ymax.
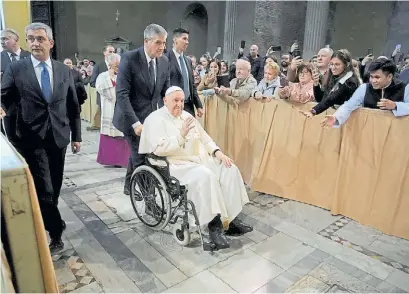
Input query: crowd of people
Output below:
<box><xmin>1</xmin><ymin>21</ymin><xmax>409</xmax><ymax>253</ymax></box>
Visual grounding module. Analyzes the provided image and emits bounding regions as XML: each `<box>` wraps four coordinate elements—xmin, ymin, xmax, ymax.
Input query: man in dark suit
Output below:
<box><xmin>1</xmin><ymin>28</ymin><xmax>32</xmax><ymax>147</ymax></box>
<box><xmin>89</xmin><ymin>45</ymin><xmax>115</xmax><ymax>130</ymax></box>
<box><xmin>166</xmin><ymin>28</ymin><xmax>203</xmax><ymax>117</ymax></box>
<box><xmin>113</xmin><ymin>24</ymin><xmax>170</xmax><ymax>195</ymax></box>
<box><xmin>0</xmin><ymin>23</ymin><xmax>82</xmax><ymax>252</ymax></box>
<box><xmin>64</xmin><ymin>58</ymin><xmax>88</xmax><ymax>106</ymax></box>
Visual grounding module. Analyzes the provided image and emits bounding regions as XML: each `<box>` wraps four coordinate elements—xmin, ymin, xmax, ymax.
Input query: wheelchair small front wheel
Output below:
<box><xmin>173</xmin><ymin>223</ymin><xmax>191</xmax><ymax>246</ymax></box>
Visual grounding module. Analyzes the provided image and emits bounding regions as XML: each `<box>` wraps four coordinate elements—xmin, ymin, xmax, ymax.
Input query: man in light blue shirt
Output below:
<box><xmin>321</xmin><ymin>59</ymin><xmax>408</xmax><ymax>128</ymax></box>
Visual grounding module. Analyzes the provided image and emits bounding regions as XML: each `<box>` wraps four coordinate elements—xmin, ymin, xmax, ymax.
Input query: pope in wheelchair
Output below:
<box><xmin>136</xmin><ymin>86</ymin><xmax>253</xmax><ymax>250</ymax></box>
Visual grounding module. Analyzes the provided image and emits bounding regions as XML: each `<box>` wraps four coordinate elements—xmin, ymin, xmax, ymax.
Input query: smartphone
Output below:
<box><xmin>240</xmin><ymin>40</ymin><xmax>246</xmax><ymax>49</ymax></box>
<box><xmin>272</xmin><ymin>46</ymin><xmax>282</xmax><ymax>52</ymax></box>
<box><xmin>293</xmin><ymin>49</ymin><xmax>301</xmax><ymax>58</ymax></box>
<box><xmin>367</xmin><ymin>48</ymin><xmax>373</xmax><ymax>55</ymax></box>
<box><xmin>280</xmin><ymin>78</ymin><xmax>289</xmax><ymax>88</ymax></box>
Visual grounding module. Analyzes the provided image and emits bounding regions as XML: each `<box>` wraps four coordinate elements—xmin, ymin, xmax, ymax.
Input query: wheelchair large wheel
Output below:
<box><xmin>130</xmin><ymin>165</ymin><xmax>171</xmax><ymax>231</ymax></box>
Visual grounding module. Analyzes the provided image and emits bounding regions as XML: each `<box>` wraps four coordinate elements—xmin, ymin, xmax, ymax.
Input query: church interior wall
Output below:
<box><xmin>53</xmin><ymin>1</ymin><xmax>225</xmax><ymax>63</ymax></box>
<box><xmin>164</xmin><ymin>1</ymin><xmax>225</xmax><ymax>59</ymax></box>
<box><xmin>233</xmin><ymin>1</ymin><xmax>257</xmax><ymax>57</ymax></box>
<box><xmin>53</xmin><ymin>1</ymin><xmax>79</xmax><ymax>62</ymax></box>
<box><xmin>383</xmin><ymin>1</ymin><xmax>409</xmax><ymax>57</ymax></box>
<box><xmin>48</xmin><ymin>1</ymin><xmax>407</xmax><ymax>64</ymax></box>
<box><xmin>74</xmin><ymin>1</ymin><xmax>168</xmax><ymax>62</ymax></box>
<box><xmin>252</xmin><ymin>1</ymin><xmax>307</xmax><ymax>56</ymax></box>
<box><xmin>330</xmin><ymin>1</ymin><xmax>393</xmax><ymax>59</ymax></box>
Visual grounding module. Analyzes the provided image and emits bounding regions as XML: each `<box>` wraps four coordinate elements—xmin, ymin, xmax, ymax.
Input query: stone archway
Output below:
<box><xmin>182</xmin><ymin>2</ymin><xmax>208</xmax><ymax>58</ymax></box>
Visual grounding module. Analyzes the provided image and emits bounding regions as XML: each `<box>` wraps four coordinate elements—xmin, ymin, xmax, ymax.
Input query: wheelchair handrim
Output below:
<box><xmin>130</xmin><ymin>165</ymin><xmax>172</xmax><ymax>230</ymax></box>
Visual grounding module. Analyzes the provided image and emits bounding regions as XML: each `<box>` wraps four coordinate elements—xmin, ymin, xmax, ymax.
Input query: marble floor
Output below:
<box><xmin>53</xmin><ymin>122</ymin><xmax>409</xmax><ymax>293</ymax></box>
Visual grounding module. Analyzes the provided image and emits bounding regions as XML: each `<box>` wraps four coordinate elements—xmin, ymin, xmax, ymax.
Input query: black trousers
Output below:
<box><xmin>20</xmin><ymin>132</ymin><xmax>66</xmax><ymax>240</ymax></box>
<box><xmin>124</xmin><ymin>134</ymin><xmax>146</xmax><ymax>190</ymax></box>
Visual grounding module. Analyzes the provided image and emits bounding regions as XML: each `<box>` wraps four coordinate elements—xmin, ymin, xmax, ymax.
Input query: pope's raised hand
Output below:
<box><xmin>181</xmin><ymin>117</ymin><xmax>195</xmax><ymax>138</ymax></box>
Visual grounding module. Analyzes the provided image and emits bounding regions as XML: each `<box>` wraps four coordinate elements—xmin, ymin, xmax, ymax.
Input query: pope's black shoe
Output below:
<box><xmin>208</xmin><ymin>215</ymin><xmax>230</xmax><ymax>249</ymax></box>
<box><xmin>225</xmin><ymin>217</ymin><xmax>253</xmax><ymax>236</ymax></box>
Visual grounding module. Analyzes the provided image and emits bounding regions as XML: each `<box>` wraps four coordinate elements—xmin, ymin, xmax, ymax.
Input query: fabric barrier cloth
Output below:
<box><xmin>80</xmin><ymin>85</ymin><xmax>99</xmax><ymax>127</ymax></box>
<box><xmin>202</xmin><ymin>95</ymin><xmax>409</xmax><ymax>239</ymax></box>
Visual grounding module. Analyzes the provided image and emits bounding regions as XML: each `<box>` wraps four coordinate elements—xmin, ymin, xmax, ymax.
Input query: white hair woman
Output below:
<box><xmin>95</xmin><ymin>53</ymin><xmax>130</xmax><ymax>167</ymax></box>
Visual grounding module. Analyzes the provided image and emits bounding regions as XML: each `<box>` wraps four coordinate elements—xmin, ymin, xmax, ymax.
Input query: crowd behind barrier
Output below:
<box><xmin>80</xmin><ymin>87</ymin><xmax>409</xmax><ymax>239</ymax></box>
<box><xmin>201</xmin><ymin>94</ymin><xmax>409</xmax><ymax>239</ymax></box>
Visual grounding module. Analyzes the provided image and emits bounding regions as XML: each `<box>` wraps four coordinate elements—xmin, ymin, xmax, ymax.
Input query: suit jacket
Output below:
<box><xmin>1</xmin><ymin>49</ymin><xmax>31</xmax><ymax>74</ymax></box>
<box><xmin>165</xmin><ymin>50</ymin><xmax>202</xmax><ymax>109</ymax></box>
<box><xmin>1</xmin><ymin>49</ymin><xmax>31</xmax><ymax>116</ymax></box>
<box><xmin>113</xmin><ymin>47</ymin><xmax>170</xmax><ymax>136</ymax></box>
<box><xmin>90</xmin><ymin>60</ymin><xmax>108</xmax><ymax>105</ymax></box>
<box><xmin>71</xmin><ymin>68</ymin><xmax>88</xmax><ymax>105</ymax></box>
<box><xmin>1</xmin><ymin>57</ymin><xmax>82</xmax><ymax>148</ymax></box>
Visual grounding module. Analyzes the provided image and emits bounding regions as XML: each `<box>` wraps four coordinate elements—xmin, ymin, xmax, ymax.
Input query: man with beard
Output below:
<box><xmin>280</xmin><ymin>54</ymin><xmax>291</xmax><ymax>75</ymax></box>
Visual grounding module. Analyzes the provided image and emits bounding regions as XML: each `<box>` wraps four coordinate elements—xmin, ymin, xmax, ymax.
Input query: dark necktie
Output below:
<box><xmin>179</xmin><ymin>55</ymin><xmax>191</xmax><ymax>100</ymax></box>
<box><xmin>40</xmin><ymin>62</ymin><xmax>52</xmax><ymax>103</ymax></box>
<box><xmin>149</xmin><ymin>59</ymin><xmax>155</xmax><ymax>90</ymax></box>
<box><xmin>10</xmin><ymin>53</ymin><xmax>17</xmax><ymax>63</ymax></box>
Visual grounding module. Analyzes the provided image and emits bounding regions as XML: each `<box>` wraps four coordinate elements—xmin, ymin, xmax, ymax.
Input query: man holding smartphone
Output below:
<box><xmin>238</xmin><ymin>42</ymin><xmax>264</xmax><ymax>82</ymax></box>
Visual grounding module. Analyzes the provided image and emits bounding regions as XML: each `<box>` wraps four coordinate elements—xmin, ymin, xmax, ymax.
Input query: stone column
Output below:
<box><xmin>302</xmin><ymin>1</ymin><xmax>330</xmax><ymax>60</ymax></box>
<box><xmin>222</xmin><ymin>0</ymin><xmax>237</xmax><ymax>63</ymax></box>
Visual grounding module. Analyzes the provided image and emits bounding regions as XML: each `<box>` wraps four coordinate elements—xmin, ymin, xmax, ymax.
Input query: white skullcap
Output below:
<box><xmin>165</xmin><ymin>86</ymin><xmax>184</xmax><ymax>96</ymax></box>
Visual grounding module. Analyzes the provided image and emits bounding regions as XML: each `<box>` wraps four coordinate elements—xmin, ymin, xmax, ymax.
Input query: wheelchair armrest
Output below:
<box><xmin>145</xmin><ymin>153</ymin><xmax>170</xmax><ymax>166</ymax></box>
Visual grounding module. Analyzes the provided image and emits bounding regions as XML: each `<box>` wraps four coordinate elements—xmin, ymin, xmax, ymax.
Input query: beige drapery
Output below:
<box><xmin>202</xmin><ymin>95</ymin><xmax>409</xmax><ymax>239</ymax></box>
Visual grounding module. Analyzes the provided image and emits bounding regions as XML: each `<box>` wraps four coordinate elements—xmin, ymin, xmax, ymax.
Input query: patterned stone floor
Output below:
<box><xmin>53</xmin><ymin>122</ymin><xmax>409</xmax><ymax>293</ymax></box>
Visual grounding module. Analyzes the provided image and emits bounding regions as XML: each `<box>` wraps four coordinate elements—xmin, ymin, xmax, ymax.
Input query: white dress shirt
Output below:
<box><xmin>172</xmin><ymin>48</ymin><xmax>189</xmax><ymax>84</ymax></box>
<box><xmin>31</xmin><ymin>55</ymin><xmax>53</xmax><ymax>92</ymax></box>
<box><xmin>7</xmin><ymin>48</ymin><xmax>22</xmax><ymax>61</ymax></box>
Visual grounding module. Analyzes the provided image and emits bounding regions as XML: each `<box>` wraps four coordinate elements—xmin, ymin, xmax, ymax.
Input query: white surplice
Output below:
<box><xmin>139</xmin><ymin>107</ymin><xmax>249</xmax><ymax>226</ymax></box>
<box><xmin>95</xmin><ymin>71</ymin><xmax>123</xmax><ymax>137</ymax></box>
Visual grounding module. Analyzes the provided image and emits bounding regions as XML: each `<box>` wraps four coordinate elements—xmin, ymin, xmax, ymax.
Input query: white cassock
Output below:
<box><xmin>139</xmin><ymin>107</ymin><xmax>249</xmax><ymax>226</ymax></box>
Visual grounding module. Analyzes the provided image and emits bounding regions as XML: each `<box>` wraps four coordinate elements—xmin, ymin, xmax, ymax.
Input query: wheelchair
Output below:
<box><xmin>129</xmin><ymin>153</ymin><xmax>217</xmax><ymax>251</ymax></box>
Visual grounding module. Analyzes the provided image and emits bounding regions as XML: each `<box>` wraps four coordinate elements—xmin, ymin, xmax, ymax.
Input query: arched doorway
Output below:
<box><xmin>181</xmin><ymin>3</ymin><xmax>208</xmax><ymax>58</ymax></box>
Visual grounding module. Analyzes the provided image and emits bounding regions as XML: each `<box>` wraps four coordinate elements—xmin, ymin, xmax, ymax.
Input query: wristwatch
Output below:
<box><xmin>311</xmin><ymin>109</ymin><xmax>317</xmax><ymax>116</ymax></box>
